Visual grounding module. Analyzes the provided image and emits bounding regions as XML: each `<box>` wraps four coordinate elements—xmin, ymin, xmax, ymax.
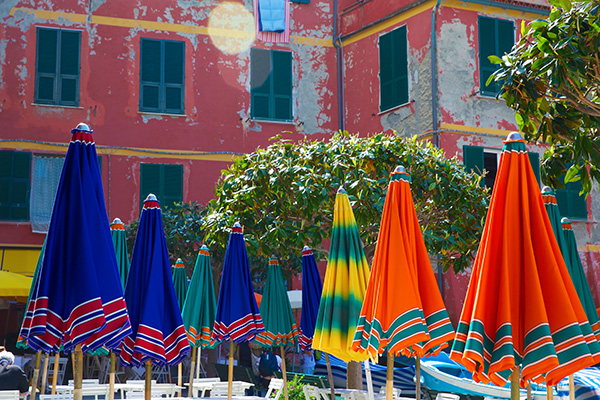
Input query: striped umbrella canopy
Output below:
<box><xmin>450</xmin><ymin>132</ymin><xmax>600</xmax><ymax>390</ymax></box>
<box><xmin>255</xmin><ymin>258</ymin><xmax>299</xmax><ymax>347</ymax></box>
<box><xmin>117</xmin><ymin>194</ymin><xmax>190</xmax><ymax>367</ymax></box>
<box><xmin>561</xmin><ymin>218</ymin><xmax>600</xmax><ymax>340</ymax></box>
<box><xmin>211</xmin><ymin>222</ymin><xmax>264</xmax><ymax>344</ymax></box>
<box><xmin>110</xmin><ymin>218</ymin><xmax>130</xmax><ymax>291</ymax></box>
<box><xmin>542</xmin><ymin>187</ymin><xmax>569</xmax><ymax>256</ymax></box>
<box><xmin>18</xmin><ymin>123</ymin><xmax>131</xmax><ymax>355</ymax></box>
<box><xmin>312</xmin><ymin>187</ymin><xmax>370</xmax><ymax>363</ymax></box>
<box><xmin>351</xmin><ymin>166</ymin><xmax>454</xmax><ymax>358</ymax></box>
<box><xmin>172</xmin><ymin>258</ymin><xmax>189</xmax><ymax>312</ymax></box>
<box><xmin>182</xmin><ymin>245</ymin><xmax>219</xmax><ymax>349</ymax></box>
<box><xmin>299</xmin><ymin>246</ymin><xmax>323</xmax><ymax>351</ymax></box>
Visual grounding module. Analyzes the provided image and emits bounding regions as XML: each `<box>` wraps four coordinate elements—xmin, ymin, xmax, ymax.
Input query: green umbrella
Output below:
<box><xmin>181</xmin><ymin>245</ymin><xmax>219</xmax><ymax>397</ymax></box>
<box><xmin>256</xmin><ymin>258</ymin><xmax>299</xmax><ymax>400</ymax></box>
<box><xmin>542</xmin><ymin>187</ymin><xmax>569</xmax><ymax>255</ymax></box>
<box><xmin>110</xmin><ymin>218</ymin><xmax>130</xmax><ymax>291</ymax></box>
<box><xmin>172</xmin><ymin>258</ymin><xmax>189</xmax><ymax>312</ymax></box>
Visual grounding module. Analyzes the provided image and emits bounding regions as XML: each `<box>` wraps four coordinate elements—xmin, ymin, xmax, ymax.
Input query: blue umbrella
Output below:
<box><xmin>211</xmin><ymin>222</ymin><xmax>264</xmax><ymax>400</ymax></box>
<box><xmin>118</xmin><ymin>194</ymin><xmax>190</xmax><ymax>370</ymax></box>
<box><xmin>299</xmin><ymin>246</ymin><xmax>323</xmax><ymax>352</ymax></box>
<box><xmin>18</xmin><ymin>123</ymin><xmax>131</xmax><ymax>354</ymax></box>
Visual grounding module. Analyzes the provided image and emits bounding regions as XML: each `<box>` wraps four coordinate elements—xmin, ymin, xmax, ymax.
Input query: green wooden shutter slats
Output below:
<box><xmin>251</xmin><ymin>48</ymin><xmax>292</xmax><ymax>121</ymax></box>
<box><xmin>463</xmin><ymin>145</ymin><xmax>485</xmax><ymax>187</ymax></box>
<box><xmin>556</xmin><ymin>174</ymin><xmax>587</xmax><ymax>220</ymax></box>
<box><xmin>140</xmin><ymin>38</ymin><xmax>185</xmax><ymax>114</ymax></box>
<box><xmin>479</xmin><ymin>16</ymin><xmax>514</xmax><ymax>96</ymax></box>
<box><xmin>0</xmin><ymin>151</ymin><xmax>31</xmax><ymax>221</ymax></box>
<box><xmin>379</xmin><ymin>26</ymin><xmax>408</xmax><ymax>112</ymax></box>
<box><xmin>35</xmin><ymin>28</ymin><xmax>80</xmax><ymax>106</ymax></box>
<box><xmin>140</xmin><ymin>163</ymin><xmax>183</xmax><ymax>210</ymax></box>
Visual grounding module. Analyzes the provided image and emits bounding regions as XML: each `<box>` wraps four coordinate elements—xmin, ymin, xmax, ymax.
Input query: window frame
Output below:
<box><xmin>139</xmin><ymin>38</ymin><xmax>185</xmax><ymax>115</ymax></box>
<box><xmin>478</xmin><ymin>16</ymin><xmax>514</xmax><ymax>97</ymax></box>
<box><xmin>34</xmin><ymin>27</ymin><xmax>81</xmax><ymax>107</ymax></box>
<box><xmin>378</xmin><ymin>25</ymin><xmax>409</xmax><ymax>112</ymax></box>
<box><xmin>250</xmin><ymin>48</ymin><xmax>293</xmax><ymax>122</ymax></box>
<box><xmin>0</xmin><ymin>150</ymin><xmax>32</xmax><ymax>221</ymax></box>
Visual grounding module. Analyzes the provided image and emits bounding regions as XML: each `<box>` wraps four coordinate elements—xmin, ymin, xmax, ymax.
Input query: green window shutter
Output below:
<box><xmin>140</xmin><ymin>39</ymin><xmax>162</xmax><ymax>112</ymax></box>
<box><xmin>556</xmin><ymin>178</ymin><xmax>587</xmax><ymax>220</ymax></box>
<box><xmin>140</xmin><ymin>163</ymin><xmax>162</xmax><ymax>210</ymax></box>
<box><xmin>527</xmin><ymin>152</ymin><xmax>540</xmax><ymax>187</ymax></box>
<box><xmin>393</xmin><ymin>27</ymin><xmax>408</xmax><ymax>107</ymax></box>
<box><xmin>162</xmin><ymin>164</ymin><xmax>183</xmax><ymax>209</ymax></box>
<box><xmin>379</xmin><ymin>31</ymin><xmax>393</xmax><ymax>111</ymax></box>
<box><xmin>379</xmin><ymin>26</ymin><xmax>408</xmax><ymax>111</ymax></box>
<box><xmin>463</xmin><ymin>145</ymin><xmax>484</xmax><ymax>187</ymax></box>
<box><xmin>36</xmin><ymin>28</ymin><xmax>58</xmax><ymax>103</ymax></box>
<box><xmin>251</xmin><ymin>48</ymin><xmax>271</xmax><ymax>119</ymax></box>
<box><xmin>272</xmin><ymin>51</ymin><xmax>292</xmax><ymax>121</ymax></box>
<box><xmin>59</xmin><ymin>30</ymin><xmax>81</xmax><ymax>105</ymax></box>
<box><xmin>0</xmin><ymin>151</ymin><xmax>31</xmax><ymax>221</ymax></box>
<box><xmin>140</xmin><ymin>163</ymin><xmax>183</xmax><ymax>210</ymax></box>
<box><xmin>164</xmin><ymin>41</ymin><xmax>185</xmax><ymax>114</ymax></box>
<box><xmin>479</xmin><ymin>17</ymin><xmax>514</xmax><ymax>96</ymax></box>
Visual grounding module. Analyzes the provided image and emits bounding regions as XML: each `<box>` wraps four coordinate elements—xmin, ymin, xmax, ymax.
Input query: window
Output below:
<box><xmin>34</xmin><ymin>28</ymin><xmax>81</xmax><ymax>106</ymax></box>
<box><xmin>140</xmin><ymin>39</ymin><xmax>185</xmax><ymax>114</ymax></box>
<box><xmin>556</xmin><ymin>174</ymin><xmax>587</xmax><ymax>220</ymax></box>
<box><xmin>30</xmin><ymin>155</ymin><xmax>64</xmax><ymax>233</ymax></box>
<box><xmin>251</xmin><ymin>48</ymin><xmax>292</xmax><ymax>121</ymax></box>
<box><xmin>478</xmin><ymin>16</ymin><xmax>514</xmax><ymax>96</ymax></box>
<box><xmin>140</xmin><ymin>163</ymin><xmax>183</xmax><ymax>210</ymax></box>
<box><xmin>379</xmin><ymin>26</ymin><xmax>408</xmax><ymax>112</ymax></box>
<box><xmin>0</xmin><ymin>151</ymin><xmax>31</xmax><ymax>221</ymax></box>
<box><xmin>463</xmin><ymin>145</ymin><xmax>540</xmax><ymax>190</ymax></box>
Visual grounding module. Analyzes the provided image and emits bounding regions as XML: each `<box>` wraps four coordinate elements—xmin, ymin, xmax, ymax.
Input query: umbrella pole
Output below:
<box><xmin>30</xmin><ymin>350</ymin><xmax>41</xmax><ymax>399</ymax></box>
<box><xmin>325</xmin><ymin>353</ymin><xmax>335</xmax><ymax>400</ymax></box>
<box><xmin>189</xmin><ymin>346</ymin><xmax>197</xmax><ymax>398</ymax></box>
<box><xmin>569</xmin><ymin>374</ymin><xmax>575</xmax><ymax>400</ymax></box>
<box><xmin>416</xmin><ymin>355</ymin><xmax>421</xmax><ymax>400</ymax></box>
<box><xmin>280</xmin><ymin>345</ymin><xmax>289</xmax><ymax>400</ymax></box>
<box><xmin>364</xmin><ymin>360</ymin><xmax>374</xmax><ymax>400</ymax></box>
<box><xmin>510</xmin><ymin>366</ymin><xmax>519</xmax><ymax>400</ymax></box>
<box><xmin>145</xmin><ymin>360</ymin><xmax>152</xmax><ymax>400</ymax></box>
<box><xmin>547</xmin><ymin>384</ymin><xmax>553</xmax><ymax>400</ymax></box>
<box><xmin>527</xmin><ymin>383</ymin><xmax>531</xmax><ymax>400</ymax></box>
<box><xmin>51</xmin><ymin>353</ymin><xmax>59</xmax><ymax>395</ymax></box>
<box><xmin>228</xmin><ymin>338</ymin><xmax>234</xmax><ymax>400</ymax></box>
<box><xmin>41</xmin><ymin>352</ymin><xmax>49</xmax><ymax>394</ymax></box>
<box><xmin>178</xmin><ymin>362</ymin><xmax>183</xmax><ymax>397</ymax></box>
<box><xmin>109</xmin><ymin>353</ymin><xmax>116</xmax><ymax>400</ymax></box>
<box><xmin>387</xmin><ymin>354</ymin><xmax>394</xmax><ymax>400</ymax></box>
<box><xmin>197</xmin><ymin>345</ymin><xmax>202</xmax><ymax>379</ymax></box>
<box><xmin>74</xmin><ymin>345</ymin><xmax>83</xmax><ymax>400</ymax></box>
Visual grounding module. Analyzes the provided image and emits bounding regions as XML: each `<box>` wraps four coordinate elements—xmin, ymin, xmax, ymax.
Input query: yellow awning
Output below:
<box><xmin>0</xmin><ymin>270</ymin><xmax>33</xmax><ymax>297</ymax></box>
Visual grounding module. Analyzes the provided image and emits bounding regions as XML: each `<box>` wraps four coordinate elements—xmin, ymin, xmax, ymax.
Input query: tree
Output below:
<box><xmin>491</xmin><ymin>0</ymin><xmax>600</xmax><ymax>193</ymax></box>
<box><xmin>203</xmin><ymin>132</ymin><xmax>489</xmax><ymax>276</ymax></box>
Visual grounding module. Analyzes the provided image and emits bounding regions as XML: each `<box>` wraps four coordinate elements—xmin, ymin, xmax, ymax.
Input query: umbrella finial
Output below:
<box><xmin>233</xmin><ymin>221</ymin><xmax>242</xmax><ymax>228</ymax></box>
<box><xmin>176</xmin><ymin>258</ymin><xmax>183</xmax><ymax>264</ymax></box>
<box><xmin>506</xmin><ymin>131</ymin><xmax>524</xmax><ymax>142</ymax></box>
<box><xmin>394</xmin><ymin>166</ymin><xmax>407</xmax><ymax>174</ymax></box>
<box><xmin>200</xmin><ymin>244</ymin><xmax>209</xmax><ymax>250</ymax></box>
<box><xmin>70</xmin><ymin>122</ymin><xmax>93</xmax><ymax>134</ymax></box>
<box><xmin>561</xmin><ymin>217</ymin><xmax>571</xmax><ymax>224</ymax></box>
<box><xmin>110</xmin><ymin>217</ymin><xmax>125</xmax><ymax>230</ymax></box>
<box><xmin>337</xmin><ymin>186</ymin><xmax>346</xmax><ymax>194</ymax></box>
<box><xmin>303</xmin><ymin>245</ymin><xmax>311</xmax><ymax>251</ymax></box>
<box><xmin>145</xmin><ymin>193</ymin><xmax>158</xmax><ymax>202</ymax></box>
<box><xmin>542</xmin><ymin>186</ymin><xmax>552</xmax><ymax>194</ymax></box>
<box><xmin>112</xmin><ymin>217</ymin><xmax>122</xmax><ymax>224</ymax></box>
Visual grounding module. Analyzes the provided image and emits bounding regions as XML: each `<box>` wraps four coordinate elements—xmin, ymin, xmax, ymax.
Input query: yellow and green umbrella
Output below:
<box><xmin>313</xmin><ymin>187</ymin><xmax>370</xmax><ymax>393</ymax></box>
<box><xmin>172</xmin><ymin>258</ymin><xmax>189</xmax><ymax>312</ymax></box>
<box><xmin>256</xmin><ymin>257</ymin><xmax>299</xmax><ymax>400</ymax></box>
<box><xmin>182</xmin><ymin>245</ymin><xmax>219</xmax><ymax>396</ymax></box>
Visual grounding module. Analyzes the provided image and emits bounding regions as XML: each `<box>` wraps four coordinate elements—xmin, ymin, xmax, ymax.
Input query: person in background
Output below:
<box><xmin>249</xmin><ymin>342</ymin><xmax>262</xmax><ymax>377</ymax></box>
<box><xmin>258</xmin><ymin>347</ymin><xmax>280</xmax><ymax>386</ymax></box>
<box><xmin>301</xmin><ymin>348</ymin><xmax>316</xmax><ymax>375</ymax></box>
<box><xmin>0</xmin><ymin>346</ymin><xmax>29</xmax><ymax>393</ymax></box>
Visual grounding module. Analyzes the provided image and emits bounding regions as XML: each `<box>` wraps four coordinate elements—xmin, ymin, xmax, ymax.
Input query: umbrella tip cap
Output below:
<box><xmin>337</xmin><ymin>186</ymin><xmax>346</xmax><ymax>194</ymax></box>
<box><xmin>200</xmin><ymin>244</ymin><xmax>209</xmax><ymax>250</ymax></box>
<box><xmin>542</xmin><ymin>186</ymin><xmax>553</xmax><ymax>194</ymax></box>
<box><xmin>562</xmin><ymin>217</ymin><xmax>571</xmax><ymax>224</ymax></box>
<box><xmin>112</xmin><ymin>217</ymin><xmax>122</xmax><ymax>224</ymax></box>
<box><xmin>145</xmin><ymin>193</ymin><xmax>158</xmax><ymax>202</ymax></box>
<box><xmin>394</xmin><ymin>166</ymin><xmax>407</xmax><ymax>174</ymax></box>
<box><xmin>70</xmin><ymin>122</ymin><xmax>93</xmax><ymax>134</ymax></box>
<box><xmin>303</xmin><ymin>245</ymin><xmax>311</xmax><ymax>251</ymax></box>
<box><xmin>506</xmin><ymin>131</ymin><xmax>524</xmax><ymax>141</ymax></box>
<box><xmin>233</xmin><ymin>221</ymin><xmax>242</xmax><ymax>228</ymax></box>
<box><xmin>176</xmin><ymin>258</ymin><xmax>183</xmax><ymax>263</ymax></box>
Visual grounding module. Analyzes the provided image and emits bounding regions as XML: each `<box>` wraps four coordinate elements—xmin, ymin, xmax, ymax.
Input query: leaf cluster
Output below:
<box><xmin>490</xmin><ymin>0</ymin><xmax>600</xmax><ymax>193</ymax></box>
<box><xmin>203</xmin><ymin>132</ymin><xmax>489</xmax><ymax>276</ymax></box>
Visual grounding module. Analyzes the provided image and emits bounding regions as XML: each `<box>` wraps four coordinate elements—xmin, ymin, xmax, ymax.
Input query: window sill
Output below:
<box><xmin>250</xmin><ymin>118</ymin><xmax>294</xmax><ymax>125</ymax></box>
<box><xmin>138</xmin><ymin>111</ymin><xmax>187</xmax><ymax>117</ymax></box>
<box><xmin>32</xmin><ymin>103</ymin><xmax>84</xmax><ymax>110</ymax></box>
<box><xmin>478</xmin><ymin>93</ymin><xmax>505</xmax><ymax>101</ymax></box>
<box><xmin>378</xmin><ymin>101</ymin><xmax>411</xmax><ymax>116</ymax></box>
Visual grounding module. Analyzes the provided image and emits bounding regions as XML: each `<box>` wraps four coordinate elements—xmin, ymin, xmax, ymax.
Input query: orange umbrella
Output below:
<box><xmin>450</xmin><ymin>133</ymin><xmax>600</xmax><ymax>394</ymax></box>
<box><xmin>352</xmin><ymin>166</ymin><xmax>455</xmax><ymax>400</ymax></box>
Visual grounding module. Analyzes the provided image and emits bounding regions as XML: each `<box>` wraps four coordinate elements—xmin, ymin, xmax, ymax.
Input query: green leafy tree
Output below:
<box><xmin>491</xmin><ymin>0</ymin><xmax>600</xmax><ymax>193</ymax></box>
<box><xmin>203</xmin><ymin>132</ymin><xmax>489</xmax><ymax>276</ymax></box>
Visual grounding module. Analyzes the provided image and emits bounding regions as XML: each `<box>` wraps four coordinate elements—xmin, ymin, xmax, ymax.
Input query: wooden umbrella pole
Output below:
<box><xmin>569</xmin><ymin>374</ymin><xmax>575</xmax><ymax>400</ymax></box>
<box><xmin>325</xmin><ymin>353</ymin><xmax>335</xmax><ymax>400</ymax></box>
<box><xmin>386</xmin><ymin>354</ymin><xmax>394</xmax><ymax>400</ymax></box>
<box><xmin>30</xmin><ymin>350</ymin><xmax>42</xmax><ymax>399</ymax></box>
<box><xmin>415</xmin><ymin>355</ymin><xmax>421</xmax><ymax>400</ymax></box>
<box><xmin>178</xmin><ymin>362</ymin><xmax>183</xmax><ymax>397</ymax></box>
<box><xmin>41</xmin><ymin>352</ymin><xmax>49</xmax><ymax>394</ymax></box>
<box><xmin>109</xmin><ymin>353</ymin><xmax>116</xmax><ymax>400</ymax></box>
<box><xmin>74</xmin><ymin>345</ymin><xmax>83</xmax><ymax>400</ymax></box>
<box><xmin>145</xmin><ymin>360</ymin><xmax>152</xmax><ymax>400</ymax></box>
<box><xmin>547</xmin><ymin>384</ymin><xmax>553</xmax><ymax>400</ymax></box>
<box><xmin>189</xmin><ymin>346</ymin><xmax>197</xmax><ymax>398</ymax></box>
<box><xmin>228</xmin><ymin>338</ymin><xmax>234</xmax><ymax>400</ymax></box>
<box><xmin>280</xmin><ymin>345</ymin><xmax>289</xmax><ymax>400</ymax></box>
<box><xmin>197</xmin><ymin>345</ymin><xmax>202</xmax><ymax>379</ymax></box>
<box><xmin>510</xmin><ymin>366</ymin><xmax>520</xmax><ymax>400</ymax></box>
<box><xmin>51</xmin><ymin>353</ymin><xmax>59</xmax><ymax>395</ymax></box>
<box><xmin>527</xmin><ymin>383</ymin><xmax>531</xmax><ymax>400</ymax></box>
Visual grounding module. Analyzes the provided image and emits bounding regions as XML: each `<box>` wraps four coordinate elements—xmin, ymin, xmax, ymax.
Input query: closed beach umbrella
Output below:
<box><xmin>111</xmin><ymin>218</ymin><xmax>130</xmax><ymax>290</ymax></box>
<box><xmin>352</xmin><ymin>166</ymin><xmax>455</xmax><ymax>400</ymax></box>
<box><xmin>18</xmin><ymin>123</ymin><xmax>132</xmax><ymax>400</ymax></box>
<box><xmin>182</xmin><ymin>245</ymin><xmax>219</xmax><ymax>396</ymax></box>
<box><xmin>172</xmin><ymin>258</ymin><xmax>189</xmax><ymax>311</ymax></box>
<box><xmin>542</xmin><ymin>187</ymin><xmax>569</xmax><ymax>255</ymax></box>
<box><xmin>211</xmin><ymin>222</ymin><xmax>264</xmax><ymax>400</ymax></box>
<box><xmin>256</xmin><ymin>257</ymin><xmax>299</xmax><ymax>400</ymax></box>
<box><xmin>299</xmin><ymin>246</ymin><xmax>323</xmax><ymax>352</ymax></box>
<box><xmin>118</xmin><ymin>194</ymin><xmax>190</xmax><ymax>396</ymax></box>
<box><xmin>449</xmin><ymin>133</ymin><xmax>600</xmax><ymax>400</ymax></box>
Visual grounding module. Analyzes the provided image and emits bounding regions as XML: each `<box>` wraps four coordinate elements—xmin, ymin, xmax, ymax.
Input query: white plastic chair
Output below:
<box><xmin>40</xmin><ymin>395</ymin><xmax>73</xmax><ymax>400</ymax></box>
<box><xmin>435</xmin><ymin>393</ymin><xmax>460</xmax><ymax>400</ymax></box>
<box><xmin>378</xmin><ymin>386</ymin><xmax>401</xmax><ymax>399</ymax></box>
<box><xmin>303</xmin><ymin>385</ymin><xmax>326</xmax><ymax>400</ymax></box>
<box><xmin>189</xmin><ymin>377</ymin><xmax>220</xmax><ymax>397</ymax></box>
<box><xmin>211</xmin><ymin>382</ymin><xmax>248</xmax><ymax>396</ymax></box>
<box><xmin>265</xmin><ymin>378</ymin><xmax>284</xmax><ymax>400</ymax></box>
<box><xmin>0</xmin><ymin>391</ymin><xmax>20</xmax><ymax>400</ymax></box>
<box><xmin>47</xmin><ymin>357</ymin><xmax>68</xmax><ymax>387</ymax></box>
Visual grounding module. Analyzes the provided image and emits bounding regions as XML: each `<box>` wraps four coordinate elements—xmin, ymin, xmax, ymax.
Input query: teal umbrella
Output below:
<box><xmin>256</xmin><ymin>258</ymin><xmax>299</xmax><ymax>400</ymax></box>
<box><xmin>542</xmin><ymin>187</ymin><xmax>569</xmax><ymax>255</ymax></box>
<box><xmin>181</xmin><ymin>245</ymin><xmax>219</xmax><ymax>396</ymax></box>
<box><xmin>172</xmin><ymin>258</ymin><xmax>189</xmax><ymax>311</ymax></box>
<box><xmin>110</xmin><ymin>218</ymin><xmax>130</xmax><ymax>291</ymax></box>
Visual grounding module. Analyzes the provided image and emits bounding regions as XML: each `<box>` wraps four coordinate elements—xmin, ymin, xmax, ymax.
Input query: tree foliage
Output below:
<box><xmin>203</xmin><ymin>132</ymin><xmax>489</xmax><ymax>277</ymax></box>
<box><xmin>491</xmin><ymin>0</ymin><xmax>600</xmax><ymax>193</ymax></box>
